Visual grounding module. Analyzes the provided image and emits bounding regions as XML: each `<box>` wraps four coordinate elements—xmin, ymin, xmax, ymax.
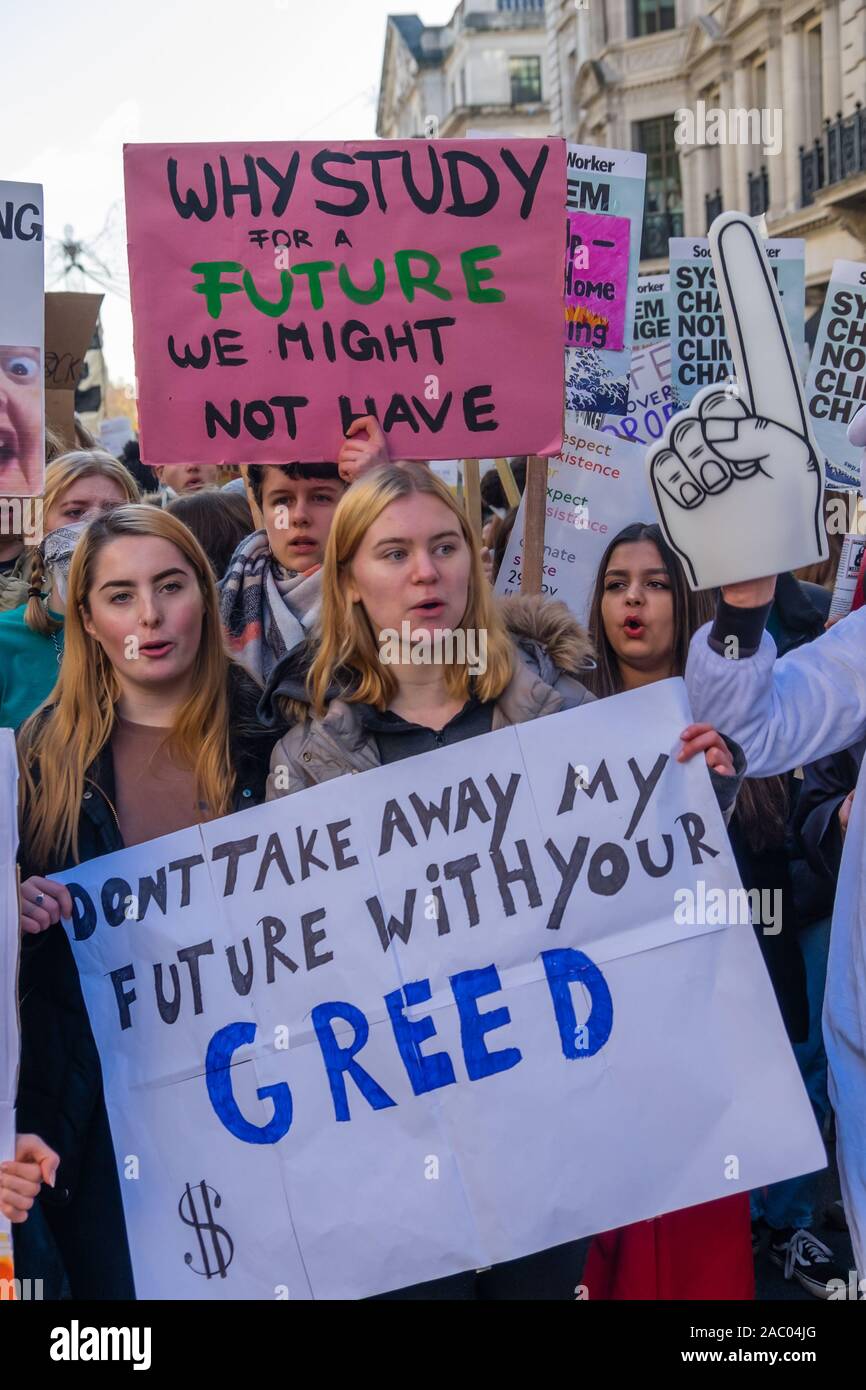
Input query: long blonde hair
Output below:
<box><xmin>18</xmin><ymin>505</ymin><xmax>234</xmax><ymax>867</ymax></box>
<box><xmin>308</xmin><ymin>462</ymin><xmax>513</xmax><ymax>717</ymax></box>
<box><xmin>25</xmin><ymin>451</ymin><xmax>140</xmax><ymax>637</ymax></box>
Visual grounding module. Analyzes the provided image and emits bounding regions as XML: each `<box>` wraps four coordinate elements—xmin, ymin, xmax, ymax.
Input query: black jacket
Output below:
<box><xmin>16</xmin><ymin>668</ymin><xmax>282</xmax><ymax>1214</ymax></box>
<box><xmin>795</xmin><ymin>735</ymin><xmax>866</xmax><ymax>884</ymax></box>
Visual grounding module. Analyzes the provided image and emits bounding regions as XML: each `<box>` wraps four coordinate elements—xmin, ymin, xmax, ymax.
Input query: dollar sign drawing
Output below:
<box><xmin>178</xmin><ymin>1181</ymin><xmax>234</xmax><ymax>1279</ymax></box>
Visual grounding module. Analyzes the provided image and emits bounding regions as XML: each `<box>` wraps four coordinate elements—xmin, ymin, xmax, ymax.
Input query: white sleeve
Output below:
<box><xmin>685</xmin><ymin>606</ymin><xmax>866</xmax><ymax>777</ymax></box>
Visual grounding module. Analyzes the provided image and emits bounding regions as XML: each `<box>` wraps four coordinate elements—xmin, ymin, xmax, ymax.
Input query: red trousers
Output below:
<box><xmin>582</xmin><ymin>1194</ymin><xmax>755</xmax><ymax>1300</ymax></box>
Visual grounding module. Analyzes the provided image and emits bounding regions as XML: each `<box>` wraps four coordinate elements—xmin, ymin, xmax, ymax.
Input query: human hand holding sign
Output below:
<box><xmin>647</xmin><ymin>213</ymin><xmax>826</xmax><ymax>591</ymax></box>
<box><xmin>336</xmin><ymin>415</ymin><xmax>389</xmax><ymax>484</ymax></box>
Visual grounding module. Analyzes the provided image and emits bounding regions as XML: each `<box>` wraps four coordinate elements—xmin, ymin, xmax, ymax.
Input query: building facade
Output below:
<box><xmin>377</xmin><ymin>1</ymin><xmax>550</xmax><ymax>139</ymax></box>
<box><xmin>546</xmin><ymin>0</ymin><xmax>866</xmax><ymax>297</ymax></box>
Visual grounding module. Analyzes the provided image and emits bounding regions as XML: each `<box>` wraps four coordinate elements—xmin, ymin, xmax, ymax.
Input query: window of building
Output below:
<box><xmin>635</xmin><ymin>116</ymin><xmax>683</xmax><ymax>257</ymax></box>
<box><xmin>754</xmin><ymin>60</ymin><xmax>767</xmax><ymax>109</ymax></box>
<box><xmin>632</xmin><ymin>1</ymin><xmax>676</xmax><ymax>38</ymax></box>
<box><xmin>805</xmin><ymin>22</ymin><xmax>824</xmax><ymax>135</ymax></box>
<box><xmin>509</xmin><ymin>55</ymin><xmax>542</xmax><ymax>103</ymax></box>
<box><xmin>498</xmin><ymin>1</ymin><xmax>545</xmax><ymax>11</ymax></box>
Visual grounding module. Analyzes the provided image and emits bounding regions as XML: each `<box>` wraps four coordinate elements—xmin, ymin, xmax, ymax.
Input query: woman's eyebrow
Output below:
<box><xmin>373</xmin><ymin>529</ymin><xmax>461</xmax><ymax>548</ymax></box>
<box><xmin>605</xmin><ymin>567</ymin><xmax>668</xmax><ymax>578</ymax></box>
<box><xmin>98</xmin><ymin>567</ymin><xmax>187</xmax><ymax>591</ymax></box>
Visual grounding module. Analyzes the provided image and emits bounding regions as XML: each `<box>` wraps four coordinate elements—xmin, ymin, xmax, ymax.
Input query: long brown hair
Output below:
<box><xmin>18</xmin><ymin>505</ymin><xmax>234</xmax><ymax>867</ymax></box>
<box><xmin>584</xmin><ymin>522</ymin><xmax>714</xmax><ymax>697</ymax></box>
<box><xmin>307</xmin><ymin>462</ymin><xmax>513</xmax><ymax>717</ymax></box>
<box><xmin>25</xmin><ymin>451</ymin><xmax>140</xmax><ymax>636</ymax></box>
<box><xmin>585</xmin><ymin>521</ymin><xmax>788</xmax><ymax>849</ymax></box>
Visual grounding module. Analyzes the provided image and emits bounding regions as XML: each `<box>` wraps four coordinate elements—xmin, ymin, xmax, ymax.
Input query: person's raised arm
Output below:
<box><xmin>686</xmin><ymin>600</ymin><xmax>866</xmax><ymax>778</ymax></box>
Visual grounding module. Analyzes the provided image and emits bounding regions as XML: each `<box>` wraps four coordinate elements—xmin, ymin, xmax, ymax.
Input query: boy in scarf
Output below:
<box><xmin>219</xmin><ymin>417</ymin><xmax>388</xmax><ymax>686</ymax></box>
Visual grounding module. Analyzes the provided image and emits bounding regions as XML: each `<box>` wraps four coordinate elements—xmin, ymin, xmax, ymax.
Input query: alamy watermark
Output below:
<box><xmin>674</xmin><ymin>881</ymin><xmax>782</xmax><ymax>935</ymax></box>
<box><xmin>379</xmin><ymin>620</ymin><xmax>488</xmax><ymax>676</ymax></box>
<box><xmin>0</xmin><ymin>496</ymin><xmax>43</xmax><ymax>544</ymax></box>
<box><xmin>675</xmin><ymin>100</ymin><xmax>783</xmax><ymax>158</ymax></box>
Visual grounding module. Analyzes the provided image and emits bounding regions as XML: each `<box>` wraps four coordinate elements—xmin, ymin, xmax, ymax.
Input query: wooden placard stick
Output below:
<box><xmin>240</xmin><ymin>465</ymin><xmax>265</xmax><ymax>531</ymax></box>
<box><xmin>521</xmin><ymin>455</ymin><xmax>549</xmax><ymax>595</ymax></box>
<box><xmin>495</xmin><ymin>457</ymin><xmax>521</xmax><ymax>509</ymax></box>
<box><xmin>463</xmin><ymin>458</ymin><xmax>482</xmax><ymax>539</ymax></box>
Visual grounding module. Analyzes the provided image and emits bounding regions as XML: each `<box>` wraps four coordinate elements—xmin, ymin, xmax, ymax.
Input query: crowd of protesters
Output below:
<box><xmin>1</xmin><ymin>406</ymin><xmax>864</xmax><ymax>1301</ymax></box>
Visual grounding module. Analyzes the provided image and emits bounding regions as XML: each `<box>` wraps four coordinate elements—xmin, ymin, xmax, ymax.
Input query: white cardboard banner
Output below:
<box><xmin>0</xmin><ymin>182</ymin><xmax>45</xmax><ymax>496</ymax></box>
<box><xmin>494</xmin><ymin>421</ymin><xmax>654</xmax><ymax>618</ymax></box>
<box><xmin>805</xmin><ymin>260</ymin><xmax>866</xmax><ymax>489</ymax></box>
<box><xmin>55</xmin><ymin>682</ymin><xmax>823</xmax><ymax>1299</ymax></box>
<box><xmin>0</xmin><ymin>730</ymin><xmax>19</xmax><ymax>1273</ymax></box>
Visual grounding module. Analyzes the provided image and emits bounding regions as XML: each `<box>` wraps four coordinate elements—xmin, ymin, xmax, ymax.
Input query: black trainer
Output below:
<box><xmin>768</xmin><ymin>1227</ymin><xmax>852</xmax><ymax>1298</ymax></box>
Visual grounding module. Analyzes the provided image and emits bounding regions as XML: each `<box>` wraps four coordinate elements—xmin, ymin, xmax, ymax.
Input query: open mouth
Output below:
<box><xmin>412</xmin><ymin>599</ymin><xmax>445</xmax><ymax>615</ymax></box>
<box><xmin>623</xmin><ymin>617</ymin><xmax>645</xmax><ymax>637</ymax></box>
<box><xmin>139</xmin><ymin>641</ymin><xmax>175</xmax><ymax>659</ymax></box>
<box><xmin>0</xmin><ymin>425</ymin><xmax>18</xmax><ymax>470</ymax></box>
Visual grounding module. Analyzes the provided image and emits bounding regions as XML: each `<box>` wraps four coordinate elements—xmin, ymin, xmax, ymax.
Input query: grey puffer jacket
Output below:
<box><xmin>264</xmin><ymin>594</ymin><xmax>597</xmax><ymax>799</ymax></box>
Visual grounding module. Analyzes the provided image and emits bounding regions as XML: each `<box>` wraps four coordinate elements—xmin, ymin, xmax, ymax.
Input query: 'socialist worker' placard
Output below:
<box><xmin>563</xmin><ymin>144</ymin><xmax>646</xmax><ymax>417</ymax></box>
<box><xmin>805</xmin><ymin>260</ymin><xmax>866</xmax><ymax>489</ymax></box>
<box><xmin>670</xmin><ymin>235</ymin><xmax>805</xmax><ymax>407</ymax></box>
<box><xmin>124</xmin><ymin>140</ymin><xmax>567</xmax><ymax>465</ymax></box>
<box><xmin>633</xmin><ymin>274</ymin><xmax>670</xmax><ymax>345</ymax></box>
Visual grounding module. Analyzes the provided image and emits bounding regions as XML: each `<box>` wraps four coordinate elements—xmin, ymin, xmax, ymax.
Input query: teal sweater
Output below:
<box><xmin>0</xmin><ymin>604</ymin><xmax>64</xmax><ymax>730</ymax></box>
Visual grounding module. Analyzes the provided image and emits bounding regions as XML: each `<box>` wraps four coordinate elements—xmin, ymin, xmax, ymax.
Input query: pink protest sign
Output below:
<box><xmin>123</xmin><ymin>141</ymin><xmax>567</xmax><ymax>465</ymax></box>
<box><xmin>564</xmin><ymin>211</ymin><xmax>630</xmax><ymax>353</ymax></box>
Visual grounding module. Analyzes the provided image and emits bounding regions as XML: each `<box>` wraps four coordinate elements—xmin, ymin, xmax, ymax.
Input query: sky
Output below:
<box><xmin>3</xmin><ymin>0</ymin><xmax>458</xmax><ymax>386</ymax></box>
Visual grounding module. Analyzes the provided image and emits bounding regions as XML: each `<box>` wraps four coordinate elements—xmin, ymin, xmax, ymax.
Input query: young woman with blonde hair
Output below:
<box><xmin>261</xmin><ymin>462</ymin><xmax>602</xmax><ymax>791</ymax></box>
<box><xmin>14</xmin><ymin>504</ymin><xmax>281</xmax><ymax>1298</ymax></box>
<box><xmin>0</xmin><ymin>450</ymin><xmax>139</xmax><ymax>729</ymax></box>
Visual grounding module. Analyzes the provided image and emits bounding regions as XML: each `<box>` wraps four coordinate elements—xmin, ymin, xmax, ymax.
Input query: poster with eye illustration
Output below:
<box><xmin>0</xmin><ymin>182</ymin><xmax>44</xmax><ymax>496</ymax></box>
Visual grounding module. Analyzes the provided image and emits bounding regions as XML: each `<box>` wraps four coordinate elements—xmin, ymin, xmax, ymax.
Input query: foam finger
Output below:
<box><xmin>710</xmin><ymin>213</ymin><xmax>806</xmax><ymax>434</ymax></box>
<box><xmin>669</xmin><ymin>417</ymin><xmax>733</xmax><ymax>495</ymax></box>
<box><xmin>649</xmin><ymin>447</ymin><xmax>707</xmax><ymax>510</ymax></box>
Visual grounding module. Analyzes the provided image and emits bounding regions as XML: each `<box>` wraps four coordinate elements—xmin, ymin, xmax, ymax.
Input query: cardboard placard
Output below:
<box><xmin>0</xmin><ymin>731</ymin><xmax>19</xmax><ymax>1287</ymax></box>
<box><xmin>123</xmin><ymin>140</ymin><xmax>567</xmax><ymax>465</ymax></box>
<box><xmin>55</xmin><ymin>683</ymin><xmax>823</xmax><ymax>1299</ymax></box>
<box><xmin>633</xmin><ymin>274</ymin><xmax>670</xmax><ymax>344</ymax></box>
<box><xmin>0</xmin><ymin>181</ymin><xmax>44</xmax><ymax>495</ymax></box>
<box><xmin>563</xmin><ymin>145</ymin><xmax>646</xmax><ymax>417</ymax></box>
<box><xmin>44</xmin><ymin>291</ymin><xmax>103</xmax><ymax>449</ymax></box>
<box><xmin>670</xmin><ymin>235</ymin><xmax>805</xmax><ymax>408</ymax></box>
<box><xmin>496</xmin><ymin>423</ymin><xmax>653</xmax><ymax>617</ymax></box>
<box><xmin>805</xmin><ymin>260</ymin><xmax>866</xmax><ymax>489</ymax></box>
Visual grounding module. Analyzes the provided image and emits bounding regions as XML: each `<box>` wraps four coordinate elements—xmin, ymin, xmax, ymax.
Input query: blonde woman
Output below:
<box><xmin>262</xmin><ymin>464</ymin><xmax>733</xmax><ymax>794</ymax></box>
<box><xmin>14</xmin><ymin>505</ymin><xmax>280</xmax><ymax>1299</ymax></box>
<box><xmin>0</xmin><ymin>450</ymin><xmax>139</xmax><ymax>729</ymax></box>
<box><xmin>260</xmin><ymin>462</ymin><xmax>594</xmax><ymax>782</ymax></box>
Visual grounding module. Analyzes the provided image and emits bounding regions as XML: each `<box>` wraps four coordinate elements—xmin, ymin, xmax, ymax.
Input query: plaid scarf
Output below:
<box><xmin>218</xmin><ymin>529</ymin><xmax>322</xmax><ymax>687</ymax></box>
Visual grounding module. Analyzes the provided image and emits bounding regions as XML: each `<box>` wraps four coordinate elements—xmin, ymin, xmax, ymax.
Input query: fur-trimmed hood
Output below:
<box><xmin>498</xmin><ymin>592</ymin><xmax>595</xmax><ymax>684</ymax></box>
